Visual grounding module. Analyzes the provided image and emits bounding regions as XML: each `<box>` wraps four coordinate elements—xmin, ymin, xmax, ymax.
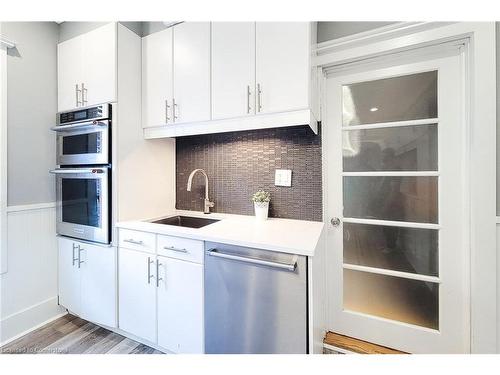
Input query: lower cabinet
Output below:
<box><xmin>118</xmin><ymin>247</ymin><xmax>157</xmax><ymax>343</ymax></box>
<box><xmin>157</xmin><ymin>256</ymin><xmax>204</xmax><ymax>353</ymax></box>
<box><xmin>117</xmin><ymin>230</ymin><xmax>204</xmax><ymax>353</ymax></box>
<box><xmin>58</xmin><ymin>237</ymin><xmax>117</xmax><ymax>328</ymax></box>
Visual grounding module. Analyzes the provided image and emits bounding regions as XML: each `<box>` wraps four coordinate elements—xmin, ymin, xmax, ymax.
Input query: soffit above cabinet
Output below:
<box><xmin>143</xmin><ymin>109</ymin><xmax>319</xmax><ymax>139</ymax></box>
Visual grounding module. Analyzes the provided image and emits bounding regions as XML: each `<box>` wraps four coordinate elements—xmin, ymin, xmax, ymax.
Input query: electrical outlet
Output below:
<box><xmin>275</xmin><ymin>169</ymin><xmax>292</xmax><ymax>187</ymax></box>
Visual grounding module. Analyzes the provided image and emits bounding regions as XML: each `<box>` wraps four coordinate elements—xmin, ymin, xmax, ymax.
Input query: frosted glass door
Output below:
<box><xmin>326</xmin><ymin>51</ymin><xmax>468</xmax><ymax>353</ymax></box>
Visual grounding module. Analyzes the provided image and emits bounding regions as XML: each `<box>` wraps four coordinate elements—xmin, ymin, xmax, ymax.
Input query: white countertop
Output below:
<box><xmin>116</xmin><ymin>210</ymin><xmax>324</xmax><ymax>257</ymax></box>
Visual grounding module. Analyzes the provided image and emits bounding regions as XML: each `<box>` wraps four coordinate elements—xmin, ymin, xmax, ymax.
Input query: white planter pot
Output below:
<box><xmin>254</xmin><ymin>201</ymin><xmax>269</xmax><ymax>220</ymax></box>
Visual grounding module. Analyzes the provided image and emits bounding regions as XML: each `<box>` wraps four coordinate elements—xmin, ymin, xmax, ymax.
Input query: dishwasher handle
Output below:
<box><xmin>207</xmin><ymin>248</ymin><xmax>298</xmax><ymax>272</ymax></box>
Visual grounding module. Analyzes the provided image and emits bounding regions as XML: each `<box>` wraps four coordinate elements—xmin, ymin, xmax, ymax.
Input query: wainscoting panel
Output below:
<box><xmin>0</xmin><ymin>204</ymin><xmax>64</xmax><ymax>345</ymax></box>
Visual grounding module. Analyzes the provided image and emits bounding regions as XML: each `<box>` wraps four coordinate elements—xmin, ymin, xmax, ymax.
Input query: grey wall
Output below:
<box><xmin>497</xmin><ymin>22</ymin><xmax>500</xmax><ymax>215</ymax></box>
<box><xmin>59</xmin><ymin>22</ymin><xmax>142</xmax><ymax>42</ymax></box>
<box><xmin>317</xmin><ymin>22</ymin><xmax>397</xmax><ymax>43</ymax></box>
<box><xmin>2</xmin><ymin>22</ymin><xmax>59</xmax><ymax>206</ymax></box>
<box><xmin>142</xmin><ymin>22</ymin><xmax>169</xmax><ymax>37</ymax></box>
<box><xmin>176</xmin><ymin>126</ymin><xmax>323</xmax><ymax>221</ymax></box>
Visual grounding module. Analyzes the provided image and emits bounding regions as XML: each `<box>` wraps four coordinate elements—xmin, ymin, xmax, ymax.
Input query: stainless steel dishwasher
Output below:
<box><xmin>204</xmin><ymin>242</ymin><xmax>307</xmax><ymax>354</ymax></box>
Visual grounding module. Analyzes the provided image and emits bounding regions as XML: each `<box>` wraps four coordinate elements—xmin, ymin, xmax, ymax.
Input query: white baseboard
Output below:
<box><xmin>0</xmin><ymin>296</ymin><xmax>66</xmax><ymax>347</ymax></box>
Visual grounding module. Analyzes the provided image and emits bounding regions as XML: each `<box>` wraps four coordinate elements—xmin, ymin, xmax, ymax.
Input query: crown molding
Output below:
<box><xmin>315</xmin><ymin>22</ymin><xmax>456</xmax><ymax>56</ymax></box>
<box><xmin>0</xmin><ymin>36</ymin><xmax>16</xmax><ymax>49</ymax></box>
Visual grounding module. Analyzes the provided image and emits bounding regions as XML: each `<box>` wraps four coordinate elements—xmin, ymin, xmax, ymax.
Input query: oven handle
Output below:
<box><xmin>50</xmin><ymin>168</ymin><xmax>106</xmax><ymax>174</ymax></box>
<box><xmin>50</xmin><ymin>121</ymin><xmax>108</xmax><ymax>132</ymax></box>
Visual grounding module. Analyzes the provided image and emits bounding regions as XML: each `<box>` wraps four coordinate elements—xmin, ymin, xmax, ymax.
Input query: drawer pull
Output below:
<box><xmin>124</xmin><ymin>238</ymin><xmax>144</xmax><ymax>245</ymax></box>
<box><xmin>164</xmin><ymin>246</ymin><xmax>188</xmax><ymax>253</ymax></box>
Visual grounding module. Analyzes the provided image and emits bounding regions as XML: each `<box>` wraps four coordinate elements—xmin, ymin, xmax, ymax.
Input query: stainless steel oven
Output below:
<box><xmin>52</xmin><ymin>104</ymin><xmax>111</xmax><ymax>166</ymax></box>
<box><xmin>50</xmin><ymin>166</ymin><xmax>110</xmax><ymax>244</ymax></box>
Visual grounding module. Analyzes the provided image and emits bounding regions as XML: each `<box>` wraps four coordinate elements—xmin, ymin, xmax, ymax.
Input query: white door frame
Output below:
<box><xmin>316</xmin><ymin>22</ymin><xmax>497</xmax><ymax>353</ymax></box>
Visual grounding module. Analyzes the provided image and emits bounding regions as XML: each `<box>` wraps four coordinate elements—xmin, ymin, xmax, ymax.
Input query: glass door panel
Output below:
<box><xmin>341</xmin><ymin>70</ymin><xmax>440</xmax><ymax>330</ymax></box>
<box><xmin>342</xmin><ymin>70</ymin><xmax>438</xmax><ymax>126</ymax></box>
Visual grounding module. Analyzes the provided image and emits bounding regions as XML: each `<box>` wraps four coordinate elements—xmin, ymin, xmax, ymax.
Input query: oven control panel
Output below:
<box><xmin>57</xmin><ymin>103</ymin><xmax>111</xmax><ymax>125</ymax></box>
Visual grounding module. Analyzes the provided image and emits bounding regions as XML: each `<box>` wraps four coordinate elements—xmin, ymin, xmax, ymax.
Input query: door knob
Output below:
<box><xmin>330</xmin><ymin>217</ymin><xmax>341</xmax><ymax>227</ymax></box>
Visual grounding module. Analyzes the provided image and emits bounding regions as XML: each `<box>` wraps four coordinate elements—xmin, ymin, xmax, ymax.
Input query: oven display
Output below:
<box><xmin>58</xmin><ymin>105</ymin><xmax>105</xmax><ymax>124</ymax></box>
<box><xmin>74</xmin><ymin>110</ymin><xmax>87</xmax><ymax>120</ymax></box>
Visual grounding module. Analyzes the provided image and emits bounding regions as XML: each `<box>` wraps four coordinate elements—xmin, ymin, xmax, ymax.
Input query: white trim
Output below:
<box><xmin>319</xmin><ymin>22</ymin><xmax>497</xmax><ymax>353</ymax></box>
<box><xmin>342</xmin><ymin>171</ymin><xmax>439</xmax><ymax>177</ymax></box>
<box><xmin>343</xmin><ymin>264</ymin><xmax>441</xmax><ymax>284</ymax></box>
<box><xmin>315</xmin><ymin>22</ymin><xmax>453</xmax><ymax>55</ymax></box>
<box><xmin>0</xmin><ymin>36</ymin><xmax>16</xmax><ymax>49</ymax></box>
<box><xmin>343</xmin><ymin>118</ymin><xmax>439</xmax><ymax>131</ymax></box>
<box><xmin>323</xmin><ymin>343</ymin><xmax>356</xmax><ymax>354</ymax></box>
<box><xmin>6</xmin><ymin>202</ymin><xmax>57</xmax><ymax>213</ymax></box>
<box><xmin>0</xmin><ymin>312</ymin><xmax>68</xmax><ymax>348</ymax></box>
<box><xmin>143</xmin><ymin>109</ymin><xmax>318</xmax><ymax>139</ymax></box>
<box><xmin>0</xmin><ymin>42</ymin><xmax>7</xmax><ymax>275</ymax></box>
<box><xmin>0</xmin><ymin>297</ymin><xmax>66</xmax><ymax>347</ymax></box>
<box><xmin>496</xmin><ymin>217</ymin><xmax>500</xmax><ymax>224</ymax></box>
<box><xmin>342</xmin><ymin>217</ymin><xmax>441</xmax><ymax>230</ymax></box>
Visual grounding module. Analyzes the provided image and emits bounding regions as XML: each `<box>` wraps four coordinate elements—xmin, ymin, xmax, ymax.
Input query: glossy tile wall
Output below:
<box><xmin>176</xmin><ymin>125</ymin><xmax>322</xmax><ymax>221</ymax></box>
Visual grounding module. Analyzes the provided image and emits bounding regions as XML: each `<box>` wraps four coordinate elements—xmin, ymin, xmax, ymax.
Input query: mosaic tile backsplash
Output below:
<box><xmin>176</xmin><ymin>125</ymin><xmax>322</xmax><ymax>221</ymax></box>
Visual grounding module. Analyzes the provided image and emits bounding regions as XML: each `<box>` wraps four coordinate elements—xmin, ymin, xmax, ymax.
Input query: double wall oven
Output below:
<box><xmin>50</xmin><ymin>103</ymin><xmax>112</xmax><ymax>244</ymax></box>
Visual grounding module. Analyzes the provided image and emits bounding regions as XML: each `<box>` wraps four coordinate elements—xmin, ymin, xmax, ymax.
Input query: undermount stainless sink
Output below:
<box><xmin>150</xmin><ymin>215</ymin><xmax>219</xmax><ymax>229</ymax></box>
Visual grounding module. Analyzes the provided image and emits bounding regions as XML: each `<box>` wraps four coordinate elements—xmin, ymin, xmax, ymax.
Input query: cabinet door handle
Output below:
<box><xmin>156</xmin><ymin>259</ymin><xmax>163</xmax><ymax>287</ymax></box>
<box><xmin>147</xmin><ymin>257</ymin><xmax>154</xmax><ymax>284</ymax></box>
<box><xmin>163</xmin><ymin>246</ymin><xmax>188</xmax><ymax>253</ymax></box>
<box><xmin>165</xmin><ymin>100</ymin><xmax>171</xmax><ymax>123</ymax></box>
<box><xmin>257</xmin><ymin>83</ymin><xmax>262</xmax><ymax>112</ymax></box>
<box><xmin>81</xmin><ymin>83</ymin><xmax>88</xmax><ymax>105</ymax></box>
<box><xmin>75</xmin><ymin>84</ymin><xmax>82</xmax><ymax>107</ymax></box>
<box><xmin>123</xmin><ymin>238</ymin><xmax>143</xmax><ymax>245</ymax></box>
<box><xmin>72</xmin><ymin>243</ymin><xmax>79</xmax><ymax>266</ymax></box>
<box><xmin>172</xmin><ymin>98</ymin><xmax>178</xmax><ymax>122</ymax></box>
<box><xmin>77</xmin><ymin>245</ymin><xmax>84</xmax><ymax>268</ymax></box>
<box><xmin>246</xmin><ymin>85</ymin><xmax>251</xmax><ymax>114</ymax></box>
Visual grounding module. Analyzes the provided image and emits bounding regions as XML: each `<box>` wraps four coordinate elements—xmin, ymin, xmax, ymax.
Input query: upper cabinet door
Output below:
<box><xmin>80</xmin><ymin>243</ymin><xmax>117</xmax><ymax>328</ymax></box>
<box><xmin>81</xmin><ymin>23</ymin><xmax>117</xmax><ymax>107</ymax></box>
<box><xmin>211</xmin><ymin>22</ymin><xmax>256</xmax><ymax>120</ymax></box>
<box><xmin>255</xmin><ymin>22</ymin><xmax>311</xmax><ymax>114</ymax></box>
<box><xmin>173</xmin><ymin>22</ymin><xmax>211</xmax><ymax>124</ymax></box>
<box><xmin>57</xmin><ymin>36</ymin><xmax>84</xmax><ymax>111</ymax></box>
<box><xmin>142</xmin><ymin>27</ymin><xmax>173</xmax><ymax>128</ymax></box>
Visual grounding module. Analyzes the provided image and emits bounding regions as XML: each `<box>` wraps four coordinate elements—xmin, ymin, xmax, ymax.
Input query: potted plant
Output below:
<box><xmin>252</xmin><ymin>190</ymin><xmax>271</xmax><ymax>220</ymax></box>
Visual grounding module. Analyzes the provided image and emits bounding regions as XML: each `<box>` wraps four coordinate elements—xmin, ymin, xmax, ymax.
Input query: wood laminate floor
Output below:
<box><xmin>0</xmin><ymin>314</ymin><xmax>163</xmax><ymax>354</ymax></box>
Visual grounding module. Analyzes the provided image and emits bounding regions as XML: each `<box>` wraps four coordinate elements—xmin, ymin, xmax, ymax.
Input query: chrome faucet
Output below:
<box><xmin>187</xmin><ymin>169</ymin><xmax>215</xmax><ymax>214</ymax></box>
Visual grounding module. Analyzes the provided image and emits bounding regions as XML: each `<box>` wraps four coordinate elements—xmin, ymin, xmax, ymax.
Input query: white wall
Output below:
<box><xmin>0</xmin><ymin>206</ymin><xmax>64</xmax><ymax>345</ymax></box>
<box><xmin>0</xmin><ymin>22</ymin><xmax>64</xmax><ymax>345</ymax></box>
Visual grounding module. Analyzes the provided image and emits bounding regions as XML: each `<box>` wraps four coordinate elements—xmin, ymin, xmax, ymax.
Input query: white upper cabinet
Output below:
<box><xmin>211</xmin><ymin>22</ymin><xmax>256</xmax><ymax>120</ymax></box>
<box><xmin>57</xmin><ymin>23</ymin><xmax>117</xmax><ymax>112</ymax></box>
<box><xmin>142</xmin><ymin>28</ymin><xmax>173</xmax><ymax>128</ymax></box>
<box><xmin>172</xmin><ymin>22</ymin><xmax>211</xmax><ymax>124</ymax></box>
<box><xmin>81</xmin><ymin>23</ymin><xmax>117</xmax><ymax>108</ymax></box>
<box><xmin>255</xmin><ymin>22</ymin><xmax>312</xmax><ymax>115</ymax></box>
<box><xmin>57</xmin><ymin>37</ymin><xmax>84</xmax><ymax>112</ymax></box>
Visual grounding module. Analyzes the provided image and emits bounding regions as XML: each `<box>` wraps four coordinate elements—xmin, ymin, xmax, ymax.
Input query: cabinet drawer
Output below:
<box><xmin>157</xmin><ymin>235</ymin><xmax>204</xmax><ymax>264</ymax></box>
<box><xmin>119</xmin><ymin>229</ymin><xmax>156</xmax><ymax>254</ymax></box>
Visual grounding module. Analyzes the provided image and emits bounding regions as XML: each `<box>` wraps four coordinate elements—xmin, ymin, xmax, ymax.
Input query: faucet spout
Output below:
<box><xmin>186</xmin><ymin>169</ymin><xmax>214</xmax><ymax>214</ymax></box>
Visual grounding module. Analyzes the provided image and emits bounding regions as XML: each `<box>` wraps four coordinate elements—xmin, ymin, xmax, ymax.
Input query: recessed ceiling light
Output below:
<box><xmin>370</xmin><ymin>107</ymin><xmax>379</xmax><ymax>112</ymax></box>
